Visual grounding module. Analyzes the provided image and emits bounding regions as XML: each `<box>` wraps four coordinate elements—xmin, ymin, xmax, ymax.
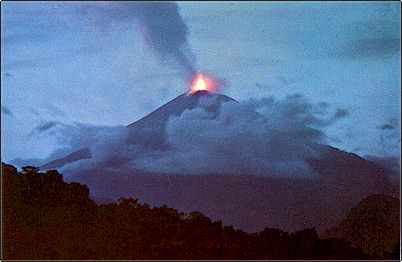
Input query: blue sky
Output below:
<box><xmin>1</xmin><ymin>1</ymin><xmax>400</xmax><ymax>163</ymax></box>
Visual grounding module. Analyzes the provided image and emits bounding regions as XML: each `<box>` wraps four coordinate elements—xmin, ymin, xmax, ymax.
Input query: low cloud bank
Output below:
<box><xmin>27</xmin><ymin>93</ymin><xmax>350</xmax><ymax>178</ymax></box>
<box><xmin>135</xmin><ymin>95</ymin><xmax>333</xmax><ymax>176</ymax></box>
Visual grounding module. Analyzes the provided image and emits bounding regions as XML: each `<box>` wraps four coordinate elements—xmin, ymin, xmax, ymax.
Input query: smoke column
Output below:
<box><xmin>81</xmin><ymin>2</ymin><xmax>197</xmax><ymax>80</ymax></box>
<box><xmin>132</xmin><ymin>2</ymin><xmax>196</xmax><ymax>79</ymax></box>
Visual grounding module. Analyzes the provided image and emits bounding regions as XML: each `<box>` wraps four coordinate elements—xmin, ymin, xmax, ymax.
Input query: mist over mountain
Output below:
<box><xmin>39</xmin><ymin>91</ymin><xmax>340</xmax><ymax>175</ymax></box>
<box><xmin>28</xmin><ymin>91</ymin><xmax>398</xmax><ymax>233</ymax></box>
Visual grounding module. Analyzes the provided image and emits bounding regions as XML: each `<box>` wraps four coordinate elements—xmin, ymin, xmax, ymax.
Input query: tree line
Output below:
<box><xmin>2</xmin><ymin>163</ymin><xmax>392</xmax><ymax>260</ymax></box>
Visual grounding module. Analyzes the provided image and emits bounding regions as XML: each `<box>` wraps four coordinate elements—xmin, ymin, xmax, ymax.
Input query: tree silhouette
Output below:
<box><xmin>2</xmin><ymin>162</ymin><xmax>381</xmax><ymax>260</ymax></box>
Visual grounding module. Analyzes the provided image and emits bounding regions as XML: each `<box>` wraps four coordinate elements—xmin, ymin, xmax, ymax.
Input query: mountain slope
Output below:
<box><xmin>37</xmin><ymin>90</ymin><xmax>398</xmax><ymax>232</ymax></box>
<box><xmin>65</xmin><ymin>146</ymin><xmax>397</xmax><ymax>233</ymax></box>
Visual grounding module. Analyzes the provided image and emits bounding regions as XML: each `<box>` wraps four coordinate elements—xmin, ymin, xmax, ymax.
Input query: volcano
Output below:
<box><xmin>126</xmin><ymin>90</ymin><xmax>236</xmax><ymax>150</ymax></box>
<box><xmin>41</xmin><ymin>91</ymin><xmax>234</xmax><ymax>170</ymax></box>
<box><xmin>40</xmin><ymin>90</ymin><xmax>398</xmax><ymax>233</ymax></box>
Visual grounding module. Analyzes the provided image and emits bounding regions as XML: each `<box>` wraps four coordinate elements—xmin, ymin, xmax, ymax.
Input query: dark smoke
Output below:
<box><xmin>133</xmin><ymin>2</ymin><xmax>196</xmax><ymax>77</ymax></box>
<box><xmin>81</xmin><ymin>2</ymin><xmax>196</xmax><ymax>79</ymax></box>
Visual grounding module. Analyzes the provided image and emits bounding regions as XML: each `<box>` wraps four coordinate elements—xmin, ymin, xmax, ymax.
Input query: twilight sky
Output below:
<box><xmin>1</xmin><ymin>1</ymin><xmax>400</xmax><ymax>164</ymax></box>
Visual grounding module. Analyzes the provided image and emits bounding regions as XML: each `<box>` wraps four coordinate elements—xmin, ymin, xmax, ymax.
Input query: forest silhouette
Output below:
<box><xmin>2</xmin><ymin>163</ymin><xmax>398</xmax><ymax>260</ymax></box>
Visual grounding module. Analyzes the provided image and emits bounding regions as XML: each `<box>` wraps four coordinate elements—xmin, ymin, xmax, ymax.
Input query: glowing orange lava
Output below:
<box><xmin>189</xmin><ymin>74</ymin><xmax>213</xmax><ymax>94</ymax></box>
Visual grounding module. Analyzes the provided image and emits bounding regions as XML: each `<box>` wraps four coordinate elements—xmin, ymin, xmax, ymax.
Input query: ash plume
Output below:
<box><xmin>81</xmin><ymin>2</ymin><xmax>196</xmax><ymax>79</ymax></box>
<box><xmin>132</xmin><ymin>2</ymin><xmax>196</xmax><ymax>78</ymax></box>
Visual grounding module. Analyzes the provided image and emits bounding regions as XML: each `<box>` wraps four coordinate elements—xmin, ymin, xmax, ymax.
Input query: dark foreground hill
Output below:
<box><xmin>322</xmin><ymin>194</ymin><xmax>400</xmax><ymax>258</ymax></box>
<box><xmin>4</xmin><ymin>162</ymin><xmax>394</xmax><ymax>260</ymax></box>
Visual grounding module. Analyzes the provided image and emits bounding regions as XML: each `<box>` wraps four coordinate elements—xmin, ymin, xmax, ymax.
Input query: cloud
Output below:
<box><xmin>35</xmin><ymin>122</ymin><xmax>130</xmax><ymax>168</ymax></box>
<box><xmin>376</xmin><ymin>118</ymin><xmax>400</xmax><ymax>157</ymax></box>
<box><xmin>378</xmin><ymin>118</ymin><xmax>399</xmax><ymax>131</ymax></box>
<box><xmin>3</xmin><ymin>72</ymin><xmax>14</xmax><ymax>77</ymax></box>
<box><xmin>29</xmin><ymin>121</ymin><xmax>64</xmax><ymax>137</ymax></box>
<box><xmin>2</xmin><ymin>33</ymin><xmax>49</xmax><ymax>45</ymax></box>
<box><xmin>36</xmin><ymin>93</ymin><xmax>351</xmax><ymax>178</ymax></box>
<box><xmin>133</xmin><ymin>94</ymin><xmax>346</xmax><ymax>176</ymax></box>
<box><xmin>380</xmin><ymin>123</ymin><xmax>395</xmax><ymax>130</ymax></box>
<box><xmin>10</xmin><ymin>157</ymin><xmax>46</xmax><ymax>168</ymax></box>
<box><xmin>3</xmin><ymin>46</ymin><xmax>100</xmax><ymax>70</ymax></box>
<box><xmin>1</xmin><ymin>106</ymin><xmax>14</xmax><ymax>117</ymax></box>
<box><xmin>2</xmin><ymin>58</ymin><xmax>41</xmax><ymax>70</ymax></box>
<box><xmin>134</xmin><ymin>97</ymin><xmax>321</xmax><ymax>176</ymax></box>
<box><xmin>43</xmin><ymin>103</ymin><xmax>68</xmax><ymax>118</ymax></box>
<box><xmin>333</xmin><ymin>108</ymin><xmax>349</xmax><ymax>120</ymax></box>
<box><xmin>245</xmin><ymin>94</ymin><xmax>347</xmax><ymax>128</ymax></box>
<box><xmin>337</xmin><ymin>37</ymin><xmax>400</xmax><ymax>59</ymax></box>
